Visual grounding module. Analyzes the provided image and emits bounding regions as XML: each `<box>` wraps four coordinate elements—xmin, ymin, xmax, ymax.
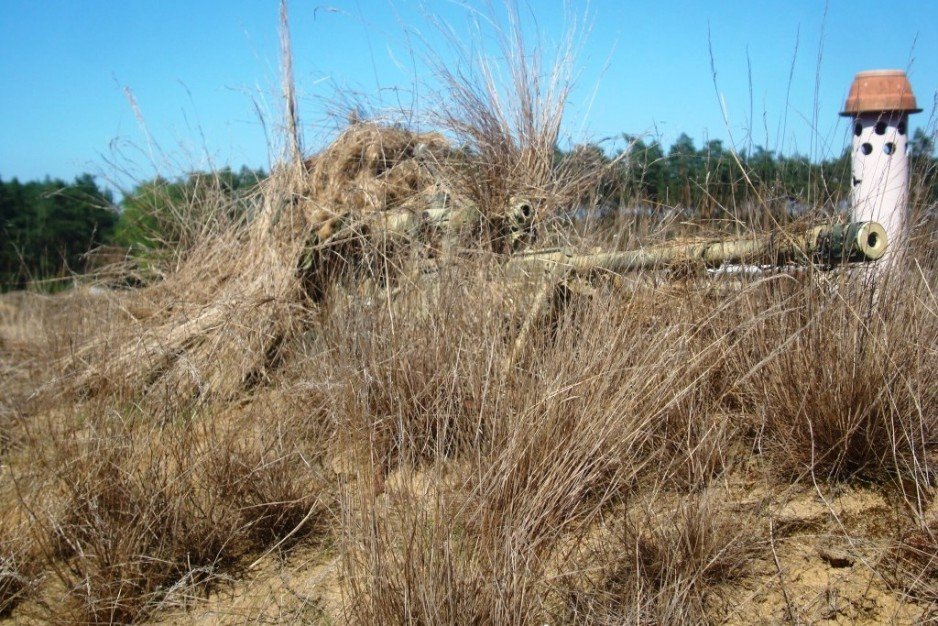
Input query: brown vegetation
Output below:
<box><xmin>0</xmin><ymin>7</ymin><xmax>936</xmax><ymax>623</ymax></box>
<box><xmin>2</xmin><ymin>212</ymin><xmax>935</xmax><ymax>622</ymax></box>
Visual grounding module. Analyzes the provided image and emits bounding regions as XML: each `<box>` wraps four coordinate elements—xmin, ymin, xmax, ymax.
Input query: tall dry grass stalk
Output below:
<box><xmin>423</xmin><ymin>2</ymin><xmax>605</xmax><ymax>236</ymax></box>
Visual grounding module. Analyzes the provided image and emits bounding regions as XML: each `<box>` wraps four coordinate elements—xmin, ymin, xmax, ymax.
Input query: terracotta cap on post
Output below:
<box><xmin>840</xmin><ymin>69</ymin><xmax>921</xmax><ymax>116</ymax></box>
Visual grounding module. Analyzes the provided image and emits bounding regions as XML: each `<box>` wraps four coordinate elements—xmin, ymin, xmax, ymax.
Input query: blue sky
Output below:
<box><xmin>1</xmin><ymin>0</ymin><xmax>935</xmax><ymax>192</ymax></box>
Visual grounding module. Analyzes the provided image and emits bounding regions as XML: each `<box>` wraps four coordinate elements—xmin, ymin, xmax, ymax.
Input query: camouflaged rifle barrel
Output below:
<box><xmin>506</xmin><ymin>221</ymin><xmax>888</xmax><ymax>275</ymax></box>
<box><xmin>500</xmin><ymin>221</ymin><xmax>887</xmax><ymax>373</ymax></box>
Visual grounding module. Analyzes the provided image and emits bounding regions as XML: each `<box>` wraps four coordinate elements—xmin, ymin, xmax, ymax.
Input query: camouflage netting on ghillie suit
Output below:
<box><xmin>304</xmin><ymin>122</ymin><xmax>450</xmax><ymax>213</ymax></box>
<box><xmin>68</xmin><ymin>123</ymin><xmax>456</xmax><ymax>405</ymax></box>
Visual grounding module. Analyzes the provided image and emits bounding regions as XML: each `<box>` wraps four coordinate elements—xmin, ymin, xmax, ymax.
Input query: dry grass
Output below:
<box><xmin>327</xmin><ymin>249</ymin><xmax>935</xmax><ymax>624</ymax></box>
<box><xmin>2</xmin><ymin>388</ymin><xmax>333</xmax><ymax>622</ymax></box>
<box><xmin>1</xmin><ymin>210</ymin><xmax>935</xmax><ymax>623</ymax></box>
<box><xmin>0</xmin><ymin>507</ymin><xmax>40</xmax><ymax>617</ymax></box>
<box><xmin>896</xmin><ymin>515</ymin><xmax>938</xmax><ymax>616</ymax></box>
<box><xmin>561</xmin><ymin>492</ymin><xmax>762</xmax><ymax>624</ymax></box>
<box><xmin>0</xmin><ymin>4</ymin><xmax>935</xmax><ymax>623</ymax></box>
<box><xmin>726</xmin><ymin>268</ymin><xmax>938</xmax><ymax>483</ymax></box>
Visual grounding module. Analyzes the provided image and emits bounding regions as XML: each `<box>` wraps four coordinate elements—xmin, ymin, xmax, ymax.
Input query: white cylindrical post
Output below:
<box><xmin>841</xmin><ymin>70</ymin><xmax>920</xmax><ymax>262</ymax></box>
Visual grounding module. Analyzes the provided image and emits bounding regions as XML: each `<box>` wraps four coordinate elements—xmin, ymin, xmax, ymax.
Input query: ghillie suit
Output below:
<box><xmin>67</xmin><ymin>123</ymin><xmax>509</xmax><ymax>405</ymax></box>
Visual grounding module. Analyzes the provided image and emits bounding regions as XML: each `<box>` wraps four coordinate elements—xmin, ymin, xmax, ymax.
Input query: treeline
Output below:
<box><xmin>0</xmin><ymin>167</ymin><xmax>264</xmax><ymax>290</ymax></box>
<box><xmin>561</xmin><ymin>127</ymin><xmax>937</xmax><ymax>217</ymax></box>
<box><xmin>0</xmin><ymin>174</ymin><xmax>116</xmax><ymax>289</ymax></box>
